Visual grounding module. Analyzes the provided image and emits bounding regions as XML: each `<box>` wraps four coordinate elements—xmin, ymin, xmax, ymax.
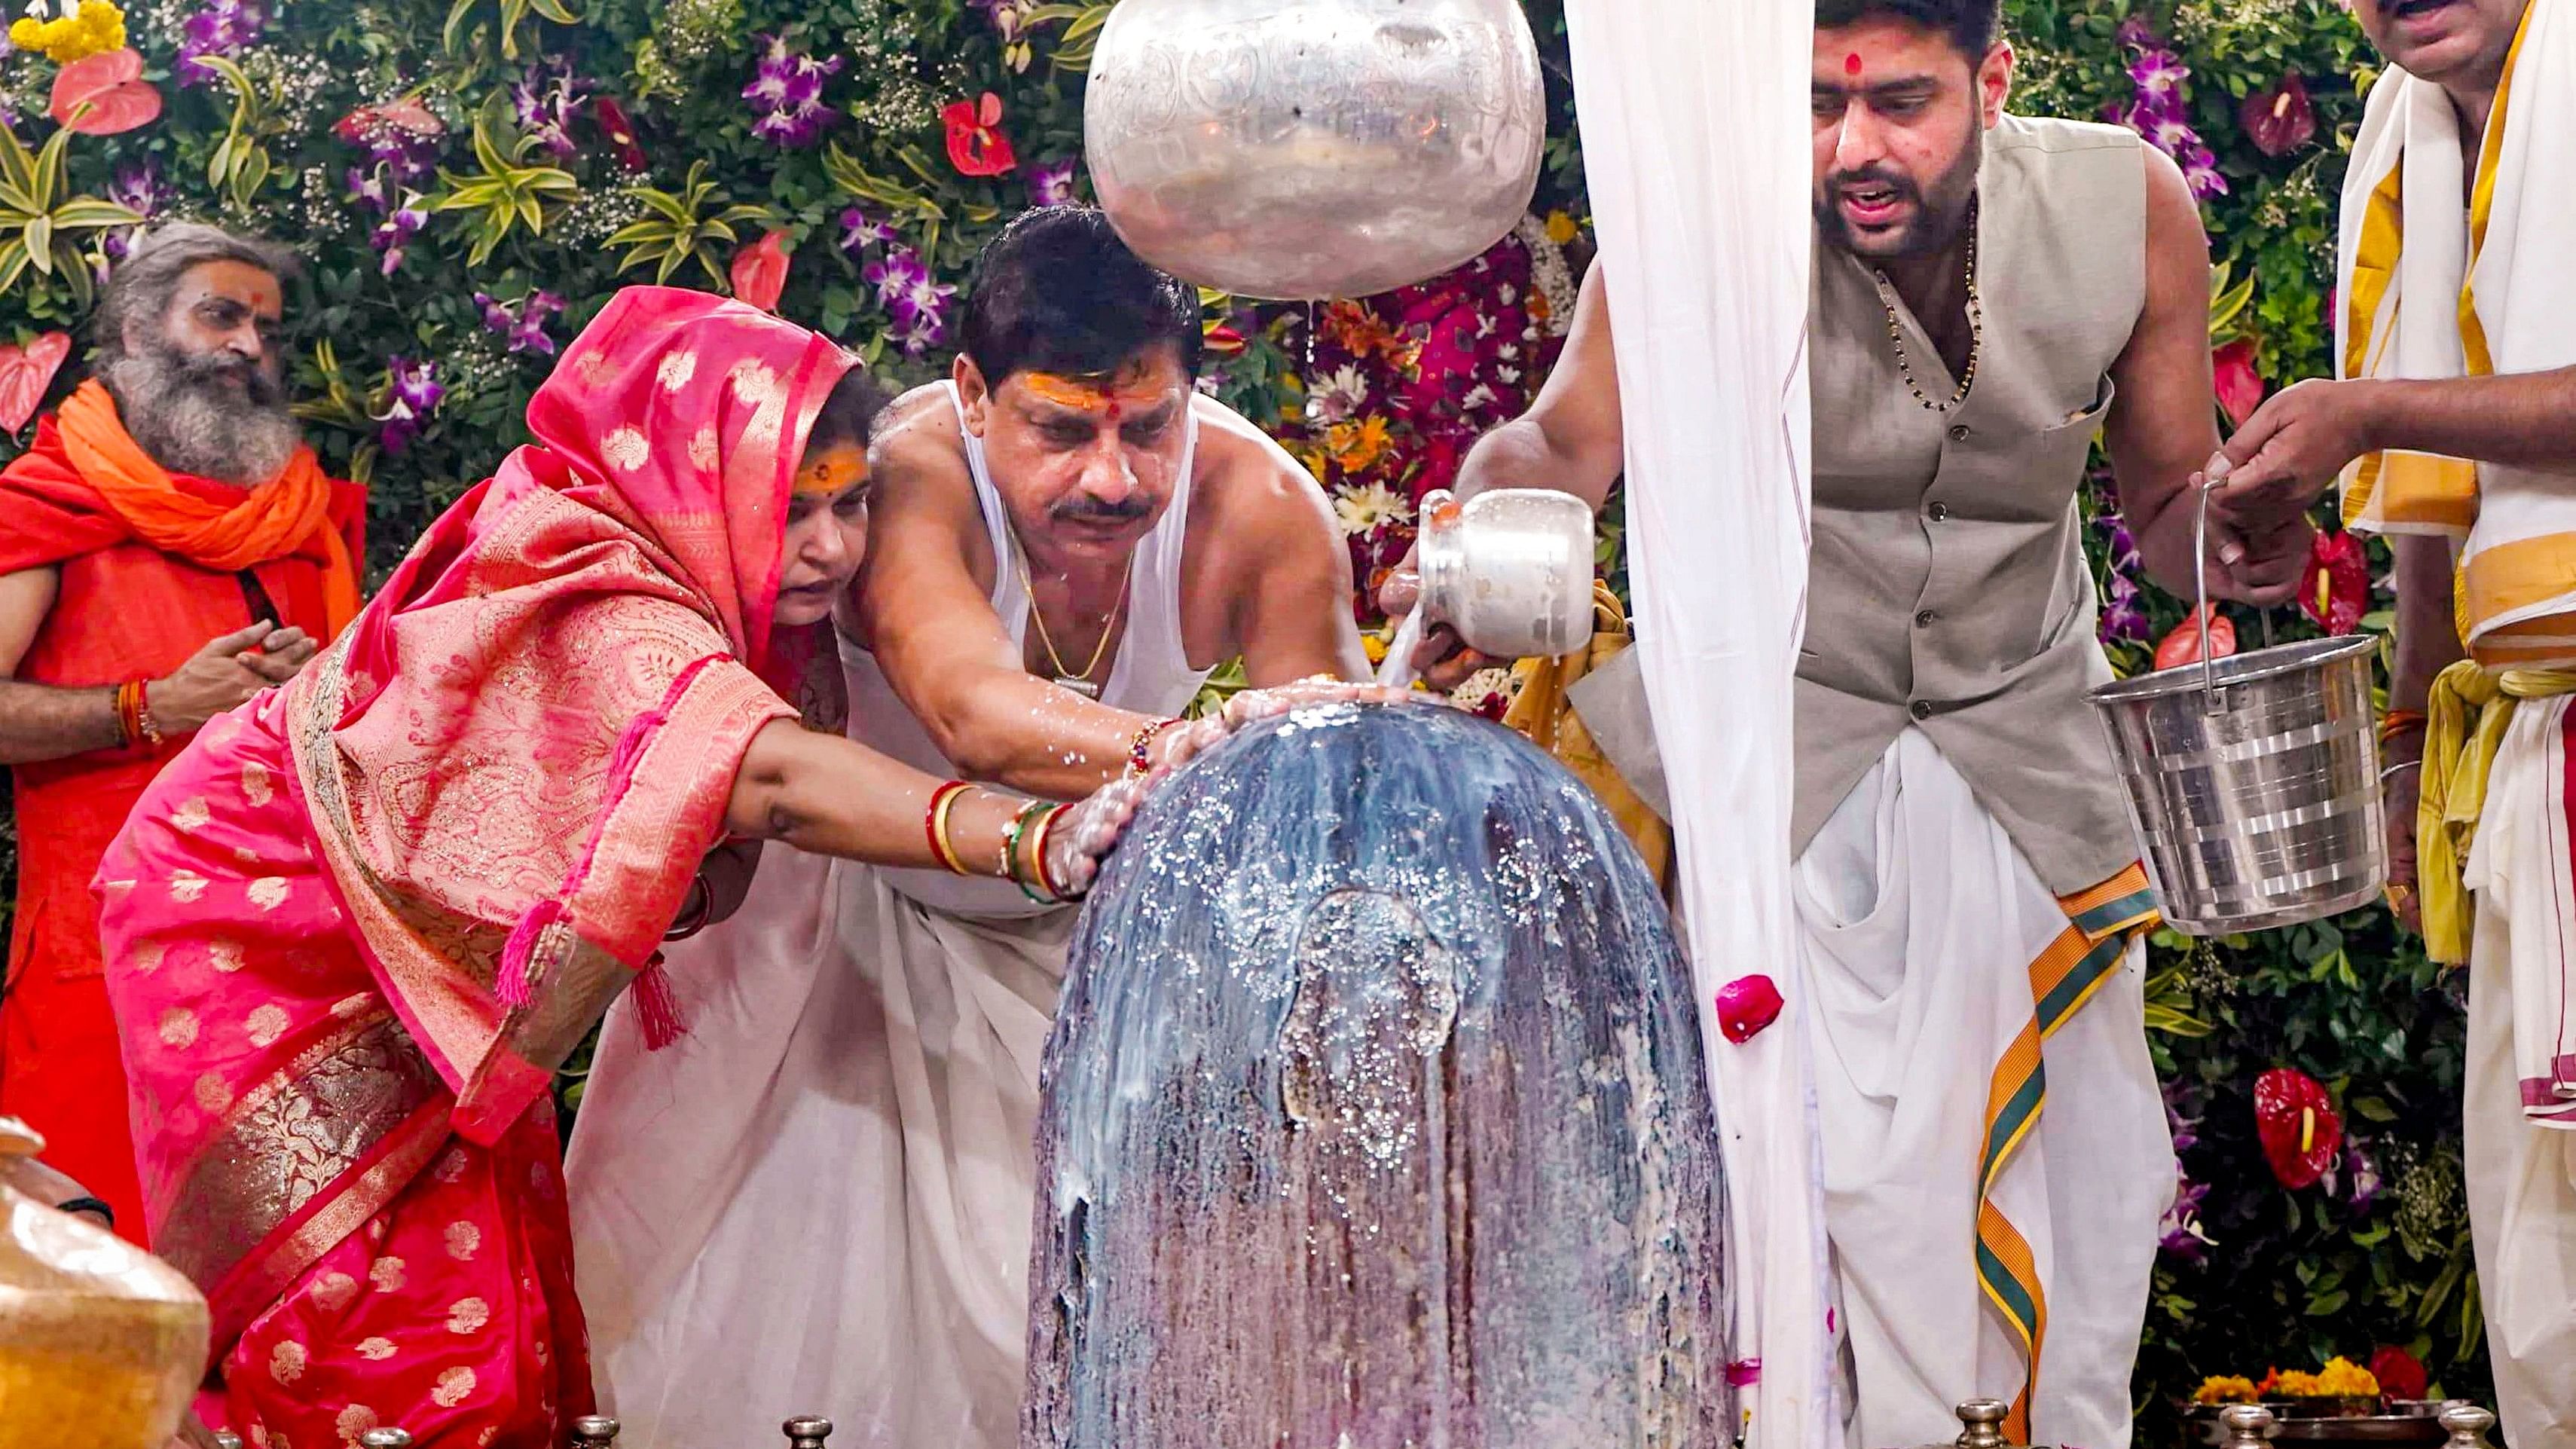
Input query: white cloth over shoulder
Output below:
<box><xmin>1797</xmin><ymin>732</ymin><xmax>2169</xmax><ymax>1449</ymax></box>
<box><xmin>1560</xmin><ymin>3</ymin><xmax>1830</xmax><ymax>1447</ymax></box>
<box><xmin>568</xmin><ymin>849</ymin><xmax>1068</xmax><ymax>1449</ymax></box>
<box><xmin>2338</xmin><ymin>0</ymin><xmax>2576</xmax><ymax>659</ymax></box>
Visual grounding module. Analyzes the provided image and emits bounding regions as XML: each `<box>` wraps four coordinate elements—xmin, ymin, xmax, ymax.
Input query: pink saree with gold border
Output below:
<box><xmin>93</xmin><ymin>288</ymin><xmax>854</xmax><ymax>1445</ymax></box>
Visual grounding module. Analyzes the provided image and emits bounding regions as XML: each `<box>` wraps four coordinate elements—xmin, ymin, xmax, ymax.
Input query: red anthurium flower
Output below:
<box><xmin>2154</xmin><ymin>604</ymin><xmax>2237</xmax><ymax>671</ymax></box>
<box><xmin>1202</xmin><ymin>321</ymin><xmax>1247</xmax><ymax>356</ymax></box>
<box><xmin>0</xmin><ymin>332</ymin><xmax>71</xmax><ymax>433</ymax></box>
<box><xmin>1714</xmin><ymin>974</ymin><xmax>1785</xmax><ymax>1044</ymax></box>
<box><xmin>943</xmin><ymin>91</ymin><xmax>1019</xmax><ymax>178</ymax></box>
<box><xmin>732</xmin><ymin>230</ymin><xmax>791</xmax><ymax>313</ymax></box>
<box><xmin>592</xmin><ymin>96</ymin><xmax>646</xmax><ymax>172</ymax></box>
<box><xmin>2253</xmin><ymin>1067</ymin><xmax>2342</xmax><ymax>1190</ymax></box>
<box><xmin>2241</xmin><ymin>74</ymin><xmax>2317</xmax><ymax>158</ymax></box>
<box><xmin>2213</xmin><ymin>338</ymin><xmax>2266</xmax><ymax>430</ymax></box>
<box><xmin>2370</xmin><ymin>1346</ymin><xmax>2428</xmax><ymax>1402</ymax></box>
<box><xmin>50</xmin><ymin>49</ymin><xmax>160</xmax><ymax>136</ymax></box>
<box><xmin>2301</xmin><ymin>530</ymin><xmax>2371</xmax><ymax>635</ymax></box>
<box><xmin>333</xmin><ymin>96</ymin><xmax>443</xmax><ymax>146</ymax></box>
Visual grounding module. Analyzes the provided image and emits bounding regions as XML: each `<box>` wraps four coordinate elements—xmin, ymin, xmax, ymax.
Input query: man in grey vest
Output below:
<box><xmin>1388</xmin><ymin>2</ymin><xmax>2312</xmax><ymax>1445</ymax></box>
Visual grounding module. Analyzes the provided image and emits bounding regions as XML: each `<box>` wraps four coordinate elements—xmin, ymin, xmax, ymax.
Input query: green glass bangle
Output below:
<box><xmin>1004</xmin><ymin>799</ymin><xmax>1056</xmax><ymax>904</ymax></box>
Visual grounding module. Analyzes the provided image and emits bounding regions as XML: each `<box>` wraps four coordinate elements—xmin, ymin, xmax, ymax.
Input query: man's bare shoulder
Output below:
<box><xmin>1187</xmin><ymin>393</ymin><xmax>1339</xmax><ymax>544</ymax></box>
<box><xmin>872</xmin><ymin>381</ymin><xmax>972</xmax><ymax>490</ymax></box>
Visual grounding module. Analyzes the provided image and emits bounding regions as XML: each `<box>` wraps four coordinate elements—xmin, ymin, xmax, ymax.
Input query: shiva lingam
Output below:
<box><xmin>1023</xmin><ymin>701</ymin><xmax>1731</xmax><ymax>1447</ymax></box>
<box><xmin>0</xmin><ymin>1116</ymin><xmax>207</xmax><ymax>1449</ymax></box>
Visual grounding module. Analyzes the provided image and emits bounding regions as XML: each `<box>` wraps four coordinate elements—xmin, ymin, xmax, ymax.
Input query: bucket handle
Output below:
<box><xmin>2193</xmin><ymin>478</ymin><xmax>2218</xmax><ymax>714</ymax></box>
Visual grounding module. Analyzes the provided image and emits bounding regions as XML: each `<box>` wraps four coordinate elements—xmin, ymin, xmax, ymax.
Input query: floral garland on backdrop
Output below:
<box><xmin>0</xmin><ymin>0</ymin><xmax>2482</xmax><ymax>1430</ymax></box>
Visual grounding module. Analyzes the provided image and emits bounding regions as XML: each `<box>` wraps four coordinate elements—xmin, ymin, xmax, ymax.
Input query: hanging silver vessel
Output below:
<box><xmin>1083</xmin><ymin>0</ymin><xmax>1547</xmax><ymax>300</ymax></box>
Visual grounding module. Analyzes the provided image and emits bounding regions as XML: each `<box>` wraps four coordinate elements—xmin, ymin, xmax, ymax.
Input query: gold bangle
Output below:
<box><xmin>927</xmin><ymin>782</ymin><xmax>971</xmax><ymax>876</ymax></box>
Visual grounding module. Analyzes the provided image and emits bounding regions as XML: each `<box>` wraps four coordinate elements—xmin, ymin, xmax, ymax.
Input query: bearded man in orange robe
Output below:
<box><xmin>0</xmin><ymin>223</ymin><xmax>363</xmax><ymax>1245</ymax></box>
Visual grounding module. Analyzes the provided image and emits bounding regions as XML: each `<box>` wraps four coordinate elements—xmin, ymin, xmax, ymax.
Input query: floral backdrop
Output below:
<box><xmin>0</xmin><ymin>0</ymin><xmax>2482</xmax><ymax>1430</ymax></box>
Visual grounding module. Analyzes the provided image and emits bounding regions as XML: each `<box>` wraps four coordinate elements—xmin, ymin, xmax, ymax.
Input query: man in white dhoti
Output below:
<box><xmin>564</xmin><ymin>207</ymin><xmax>1371</xmax><ymax>1449</ymax></box>
<box><xmin>1395</xmin><ymin>2</ymin><xmax>2307</xmax><ymax>1444</ymax></box>
<box><xmin>2199</xmin><ymin>2</ymin><xmax>2576</xmax><ymax>1441</ymax></box>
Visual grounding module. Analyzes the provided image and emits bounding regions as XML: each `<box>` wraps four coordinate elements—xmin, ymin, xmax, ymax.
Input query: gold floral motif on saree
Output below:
<box><xmin>151</xmin><ymin>1013</ymin><xmax>443</xmax><ymax>1304</ymax></box>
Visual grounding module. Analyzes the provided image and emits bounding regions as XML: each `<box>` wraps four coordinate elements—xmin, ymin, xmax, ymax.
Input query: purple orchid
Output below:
<box><xmin>371</xmin><ymin>197</ymin><xmax>429</xmax><ymax>277</ymax></box>
<box><xmin>897</xmin><ymin>267</ymin><xmax>958</xmax><ymax>324</ymax></box>
<box><xmin>2159</xmin><ymin>1175</ymin><xmax>2214</xmax><ymax>1264</ymax></box>
<box><xmin>177</xmin><ymin>0</ymin><xmax>268</xmax><ymax>85</ymax></box>
<box><xmin>863</xmin><ymin>244</ymin><xmax>934</xmax><ymax>313</ymax></box>
<box><xmin>893</xmin><ymin>306</ymin><xmax>949</xmax><ymax>356</ymax></box>
<box><xmin>2182</xmin><ymin>145</ymin><xmax>2231</xmax><ymax>200</ymax></box>
<box><xmin>102</xmin><ymin>162</ymin><xmax>171</xmax><ymax>259</ymax></box>
<box><xmin>377</xmin><ymin>358</ymin><xmax>443</xmax><ymax>455</ymax></box>
<box><xmin>839</xmin><ymin>206</ymin><xmax>899</xmax><ymax>255</ymax></box>
<box><xmin>474</xmin><ymin>290</ymin><xmax>567</xmax><ymax>356</ymax></box>
<box><xmin>2126</xmin><ymin>47</ymin><xmax>2190</xmax><ymax>105</ymax></box>
<box><xmin>744</xmin><ymin>35</ymin><xmax>842</xmax><ymax>148</ymax></box>
<box><xmin>2344</xmin><ymin>1143</ymin><xmax>2383</xmax><ymax>1212</ymax></box>
<box><xmin>1028</xmin><ymin>156</ymin><xmax>1079</xmax><ymax>207</ymax></box>
<box><xmin>512</xmin><ymin>60</ymin><xmax>591</xmax><ymax>157</ymax></box>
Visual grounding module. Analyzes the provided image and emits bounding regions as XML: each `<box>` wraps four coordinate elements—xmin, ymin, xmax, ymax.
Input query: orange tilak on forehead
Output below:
<box><xmin>794</xmin><ymin>444</ymin><xmax>869</xmax><ymax>497</ymax></box>
<box><xmin>1022</xmin><ymin>363</ymin><xmax>1168</xmax><ymax>422</ymax></box>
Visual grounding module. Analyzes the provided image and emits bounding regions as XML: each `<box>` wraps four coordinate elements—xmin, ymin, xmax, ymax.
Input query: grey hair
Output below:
<box><xmin>92</xmin><ymin>223</ymin><xmax>299</xmax><ymax>367</ymax></box>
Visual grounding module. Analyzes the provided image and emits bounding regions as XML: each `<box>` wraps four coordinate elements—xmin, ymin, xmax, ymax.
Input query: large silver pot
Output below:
<box><xmin>1083</xmin><ymin>0</ymin><xmax>1545</xmax><ymax>300</ymax></box>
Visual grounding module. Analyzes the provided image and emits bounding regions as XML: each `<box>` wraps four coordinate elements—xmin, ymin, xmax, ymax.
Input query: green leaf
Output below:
<box><xmin>20</xmin><ymin>216</ymin><xmax>52</xmax><ymax>274</ymax></box>
<box><xmin>50</xmin><ymin>199</ymin><xmax>142</xmax><ymax>231</ymax></box>
<box><xmin>442</xmin><ymin>0</ymin><xmax>479</xmax><ymax>52</ymax></box>
<box><xmin>2351</xmin><ymin>1095</ymin><xmax>2399</xmax><ymax>1123</ymax></box>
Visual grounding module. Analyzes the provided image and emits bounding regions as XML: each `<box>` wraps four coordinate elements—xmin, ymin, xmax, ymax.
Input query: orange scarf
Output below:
<box><xmin>56</xmin><ymin>380</ymin><xmax>360</xmax><ymax>637</ymax></box>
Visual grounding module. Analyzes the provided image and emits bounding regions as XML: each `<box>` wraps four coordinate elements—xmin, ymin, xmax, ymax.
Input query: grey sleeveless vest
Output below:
<box><xmin>1570</xmin><ymin>114</ymin><xmax>2148</xmax><ymax>896</ymax></box>
<box><xmin>1795</xmin><ymin>113</ymin><xmax>2146</xmax><ymax>894</ymax></box>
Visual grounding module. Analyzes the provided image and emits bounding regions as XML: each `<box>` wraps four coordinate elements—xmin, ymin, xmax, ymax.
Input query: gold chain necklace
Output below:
<box><xmin>1015</xmin><ymin>546</ymin><xmax>1129</xmax><ymax>700</ymax></box>
<box><xmin>1870</xmin><ymin>201</ymin><xmax>1982</xmax><ymax>413</ymax></box>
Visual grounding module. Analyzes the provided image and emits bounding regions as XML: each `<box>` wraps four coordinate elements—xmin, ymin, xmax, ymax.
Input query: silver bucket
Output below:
<box><xmin>2084</xmin><ymin>490</ymin><xmax>2388</xmax><ymax>935</ymax></box>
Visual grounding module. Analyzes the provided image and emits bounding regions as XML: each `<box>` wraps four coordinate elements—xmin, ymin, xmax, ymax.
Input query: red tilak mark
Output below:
<box><xmin>1844</xmin><ymin>51</ymin><xmax>1864</xmax><ymax>75</ymax></box>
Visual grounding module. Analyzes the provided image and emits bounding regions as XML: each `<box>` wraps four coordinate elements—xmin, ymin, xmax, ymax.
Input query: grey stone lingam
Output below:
<box><xmin>1022</xmin><ymin>701</ymin><xmax>1734</xmax><ymax>1447</ymax></box>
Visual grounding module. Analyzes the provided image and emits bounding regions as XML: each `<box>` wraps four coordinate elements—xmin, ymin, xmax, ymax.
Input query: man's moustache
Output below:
<box><xmin>1050</xmin><ymin>500</ymin><xmax>1153</xmax><ymax>524</ymax></box>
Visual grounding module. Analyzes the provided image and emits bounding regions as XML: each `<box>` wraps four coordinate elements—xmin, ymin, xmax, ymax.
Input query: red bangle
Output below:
<box><xmin>133</xmin><ymin>679</ymin><xmax>163</xmax><ymax>749</ymax></box>
<box><xmin>924</xmin><ymin>781</ymin><xmax>970</xmax><ymax>875</ymax></box>
<box><xmin>1032</xmin><ymin>804</ymin><xmax>1069</xmax><ymax>900</ymax></box>
<box><xmin>1128</xmin><ymin>717</ymin><xmax>1181</xmax><ymax>778</ymax></box>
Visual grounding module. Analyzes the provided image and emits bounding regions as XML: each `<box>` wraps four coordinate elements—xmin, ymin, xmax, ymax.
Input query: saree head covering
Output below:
<box><xmin>97</xmin><ymin>286</ymin><xmax>851</xmax><ymax>1357</ymax></box>
<box><xmin>306</xmin><ymin>286</ymin><xmax>854</xmax><ymax>1142</ymax></box>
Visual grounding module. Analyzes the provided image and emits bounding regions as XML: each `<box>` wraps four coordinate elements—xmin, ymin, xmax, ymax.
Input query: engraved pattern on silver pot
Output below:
<box><xmin>1085</xmin><ymin>0</ymin><xmax>1545</xmax><ymax>301</ymax></box>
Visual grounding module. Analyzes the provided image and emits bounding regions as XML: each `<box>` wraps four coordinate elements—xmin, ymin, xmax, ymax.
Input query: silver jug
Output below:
<box><xmin>1083</xmin><ymin>0</ymin><xmax>1545</xmax><ymax>299</ymax></box>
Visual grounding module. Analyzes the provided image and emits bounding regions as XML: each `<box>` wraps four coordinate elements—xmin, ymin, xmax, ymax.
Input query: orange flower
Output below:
<box><xmin>1326</xmin><ymin>415</ymin><xmax>1393</xmax><ymax>474</ymax></box>
<box><xmin>1322</xmin><ymin>300</ymin><xmax>1407</xmax><ymax>361</ymax></box>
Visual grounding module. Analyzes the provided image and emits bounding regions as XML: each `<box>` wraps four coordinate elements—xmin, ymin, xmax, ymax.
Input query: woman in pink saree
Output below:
<box><xmin>91</xmin><ymin>288</ymin><xmax>1140</xmax><ymax>1448</ymax></box>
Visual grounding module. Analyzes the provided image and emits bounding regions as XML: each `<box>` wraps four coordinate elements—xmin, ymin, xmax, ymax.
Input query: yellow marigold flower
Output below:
<box><xmin>2311</xmin><ymin>1358</ymin><xmax>2382</xmax><ymax>1397</ymax></box>
<box><xmin>1361</xmin><ymin>631</ymin><xmax>1389</xmax><ymax>666</ymax></box>
<box><xmin>2193</xmin><ymin>1376</ymin><xmax>2260</xmax><ymax>1406</ymax></box>
<box><xmin>2271</xmin><ymin>1370</ymin><xmax>2325</xmax><ymax>1398</ymax></box>
<box><xmin>12</xmin><ymin>0</ymin><xmax>126</xmax><ymax>63</ymax></box>
<box><xmin>1543</xmin><ymin>209</ymin><xmax>1579</xmax><ymax>246</ymax></box>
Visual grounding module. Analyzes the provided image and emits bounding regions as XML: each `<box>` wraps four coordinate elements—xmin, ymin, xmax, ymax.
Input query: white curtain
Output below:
<box><xmin>1560</xmin><ymin>6</ymin><xmax>1833</xmax><ymax>1449</ymax></box>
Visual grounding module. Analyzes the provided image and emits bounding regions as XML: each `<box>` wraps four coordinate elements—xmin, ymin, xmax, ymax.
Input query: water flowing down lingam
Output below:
<box><xmin>1023</xmin><ymin>702</ymin><xmax>1733</xmax><ymax>1448</ymax></box>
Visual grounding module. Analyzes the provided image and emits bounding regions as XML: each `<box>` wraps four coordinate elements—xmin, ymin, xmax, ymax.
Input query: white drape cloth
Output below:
<box><xmin>1797</xmin><ymin>732</ymin><xmax>2170</xmax><ymax>1449</ymax></box>
<box><xmin>2461</xmin><ymin>695</ymin><xmax>2576</xmax><ymax>1449</ymax></box>
<box><xmin>566</xmin><ymin>846</ymin><xmax>1071</xmax><ymax>1449</ymax></box>
<box><xmin>1560</xmin><ymin>5</ymin><xmax>1829</xmax><ymax>1447</ymax></box>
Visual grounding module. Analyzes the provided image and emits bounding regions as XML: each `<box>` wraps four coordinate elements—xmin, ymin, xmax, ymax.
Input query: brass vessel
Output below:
<box><xmin>0</xmin><ymin>1116</ymin><xmax>208</xmax><ymax>1448</ymax></box>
